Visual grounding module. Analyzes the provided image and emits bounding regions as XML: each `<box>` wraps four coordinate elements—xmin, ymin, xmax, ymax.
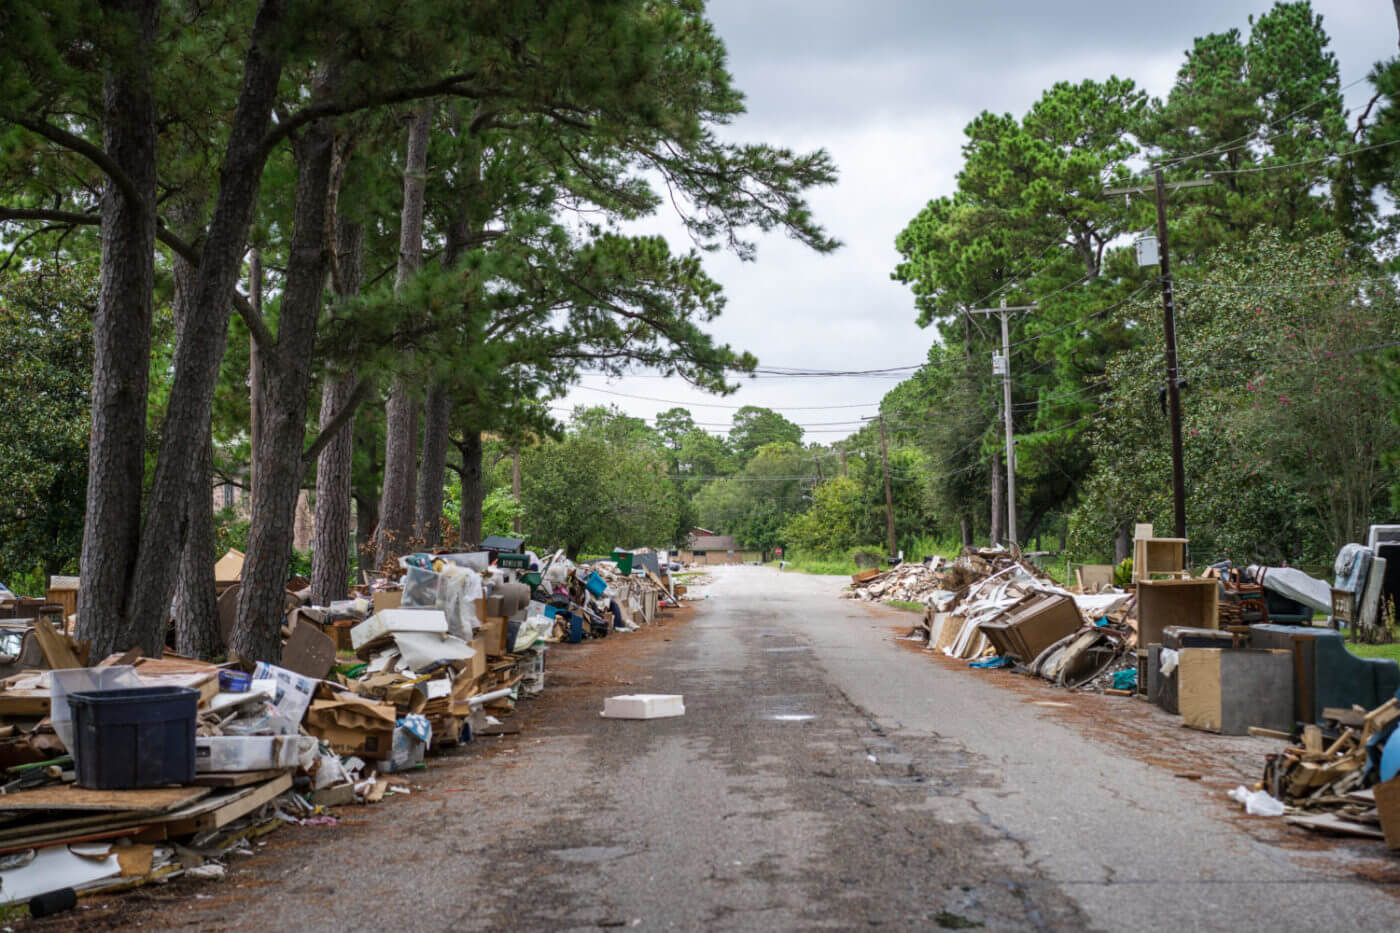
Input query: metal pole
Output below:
<box><xmin>877</xmin><ymin>416</ymin><xmax>896</xmax><ymax>558</ymax></box>
<box><xmin>999</xmin><ymin>300</ymin><xmax>1017</xmax><ymax>548</ymax></box>
<box><xmin>1154</xmin><ymin>169</ymin><xmax>1187</xmax><ymax>538</ymax></box>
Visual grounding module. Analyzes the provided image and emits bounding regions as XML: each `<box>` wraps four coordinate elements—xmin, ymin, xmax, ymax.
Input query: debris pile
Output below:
<box><xmin>0</xmin><ymin>539</ymin><xmax>687</xmax><ymax>916</ymax></box>
<box><xmin>852</xmin><ymin>548</ymin><xmax>1135</xmax><ymax>688</ymax></box>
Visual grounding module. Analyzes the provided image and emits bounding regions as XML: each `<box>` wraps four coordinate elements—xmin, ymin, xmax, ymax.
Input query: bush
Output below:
<box><xmin>848</xmin><ymin>545</ymin><xmax>885</xmax><ymax>570</ymax></box>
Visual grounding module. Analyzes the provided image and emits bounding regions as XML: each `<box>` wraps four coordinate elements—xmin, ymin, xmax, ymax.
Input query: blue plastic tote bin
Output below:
<box><xmin>68</xmin><ymin>686</ymin><xmax>199</xmax><ymax>789</ymax></box>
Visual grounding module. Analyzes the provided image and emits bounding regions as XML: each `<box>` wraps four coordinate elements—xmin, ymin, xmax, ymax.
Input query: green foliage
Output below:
<box><xmin>782</xmin><ymin>477</ymin><xmax>863</xmax><ymax>554</ymax></box>
<box><xmin>0</xmin><ymin>262</ymin><xmax>94</xmax><ymax>581</ymax></box>
<box><xmin>729</xmin><ymin>406</ymin><xmax>803</xmax><ymax>462</ymax></box>
<box><xmin>520</xmin><ymin>408</ymin><xmax>678</xmax><ymax>558</ymax></box>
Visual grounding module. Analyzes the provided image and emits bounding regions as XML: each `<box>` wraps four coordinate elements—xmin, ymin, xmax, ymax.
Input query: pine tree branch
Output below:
<box><xmin>302</xmin><ymin>376</ymin><xmax>372</xmax><ymax>464</ymax></box>
<box><xmin>0</xmin><ymin>204</ymin><xmax>276</xmax><ymax>350</ymax></box>
<box><xmin>262</xmin><ymin>74</ymin><xmax>499</xmax><ymax>155</ymax></box>
<box><xmin>2</xmin><ymin>114</ymin><xmax>145</xmax><ymax>208</ymax></box>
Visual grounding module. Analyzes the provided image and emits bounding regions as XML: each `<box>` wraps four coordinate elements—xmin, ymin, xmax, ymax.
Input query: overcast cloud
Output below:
<box><xmin>560</xmin><ymin>0</ymin><xmax>1394</xmax><ymax>441</ymax></box>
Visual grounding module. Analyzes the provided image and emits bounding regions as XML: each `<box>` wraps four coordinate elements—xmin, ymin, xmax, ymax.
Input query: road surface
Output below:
<box><xmin>68</xmin><ymin>566</ymin><xmax>1400</xmax><ymax>931</ymax></box>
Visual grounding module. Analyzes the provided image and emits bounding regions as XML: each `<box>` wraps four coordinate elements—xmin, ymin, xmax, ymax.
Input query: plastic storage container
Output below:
<box><xmin>68</xmin><ymin>686</ymin><xmax>199</xmax><ymax>789</ymax></box>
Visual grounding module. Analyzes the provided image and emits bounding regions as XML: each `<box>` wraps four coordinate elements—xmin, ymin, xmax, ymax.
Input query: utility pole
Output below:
<box><xmin>1103</xmin><ymin>175</ymin><xmax>1211</xmax><ymax>538</ymax></box>
<box><xmin>864</xmin><ymin>416</ymin><xmax>896</xmax><ymax>558</ymax></box>
<box><xmin>511</xmin><ymin>448</ymin><xmax>522</xmax><ymax>535</ymax></box>
<box><xmin>1154</xmin><ymin>170</ymin><xmax>1187</xmax><ymax>539</ymax></box>
<box><xmin>839</xmin><ymin>443</ymin><xmax>848</xmax><ymax>478</ymax></box>
<box><xmin>966</xmin><ymin>300</ymin><xmax>1036</xmax><ymax>548</ymax></box>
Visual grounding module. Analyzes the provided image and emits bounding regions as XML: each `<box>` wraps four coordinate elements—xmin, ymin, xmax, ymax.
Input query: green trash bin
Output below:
<box><xmin>611</xmin><ymin>551</ymin><xmax>634</xmax><ymax>574</ymax></box>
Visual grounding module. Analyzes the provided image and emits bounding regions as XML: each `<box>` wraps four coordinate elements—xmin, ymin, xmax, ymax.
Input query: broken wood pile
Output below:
<box><xmin>1265</xmin><ymin>700</ymin><xmax>1398</xmax><ymax>807</ymax></box>
<box><xmin>1256</xmin><ymin>699</ymin><xmax>1400</xmax><ymax>846</ymax></box>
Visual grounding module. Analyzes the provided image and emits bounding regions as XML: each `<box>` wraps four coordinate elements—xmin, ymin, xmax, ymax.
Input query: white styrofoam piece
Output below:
<box><xmin>351</xmin><ymin>607</ymin><xmax>448</xmax><ymax>649</ymax></box>
<box><xmin>601</xmin><ymin>694</ymin><xmax>685</xmax><ymax>719</ymax></box>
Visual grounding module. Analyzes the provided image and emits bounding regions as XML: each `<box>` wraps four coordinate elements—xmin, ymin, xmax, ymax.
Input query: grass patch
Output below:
<box><xmin>1344</xmin><ymin>640</ymin><xmax>1400</xmax><ymax>662</ymax></box>
<box><xmin>772</xmin><ymin>555</ymin><xmax>862</xmax><ymax>575</ymax></box>
<box><xmin>883</xmin><ymin>599</ymin><xmax>925</xmax><ymax>613</ymax></box>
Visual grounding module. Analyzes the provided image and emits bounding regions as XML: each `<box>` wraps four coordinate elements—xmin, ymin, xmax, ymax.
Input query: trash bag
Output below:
<box><xmin>400</xmin><ymin>564</ymin><xmax>440</xmax><ymax>608</ymax></box>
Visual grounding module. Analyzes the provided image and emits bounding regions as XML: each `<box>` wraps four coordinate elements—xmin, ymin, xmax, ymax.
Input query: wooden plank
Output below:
<box><xmin>0</xmin><ymin>784</ymin><xmax>208</xmax><ymax>813</ymax></box>
<box><xmin>1324</xmin><ymin>706</ymin><xmax>1367</xmax><ymax>728</ymax></box>
<box><xmin>0</xmin><ymin>692</ymin><xmax>52</xmax><ymax>717</ymax></box>
<box><xmin>157</xmin><ymin>773</ymin><xmax>291</xmax><ymax>836</ymax></box>
<box><xmin>1247</xmin><ymin>727</ymin><xmax>1293</xmax><ymax>741</ymax></box>
<box><xmin>33</xmin><ymin>617</ymin><xmax>82</xmax><ymax>669</ymax></box>
<box><xmin>1286</xmin><ymin>812</ymin><xmax>1387</xmax><ymax>840</ymax></box>
<box><xmin>1302</xmin><ymin>724</ymin><xmax>1323</xmax><ymax>753</ymax></box>
<box><xmin>191</xmin><ymin>769</ymin><xmax>284</xmax><ymax>788</ymax></box>
<box><xmin>0</xmin><ymin>824</ymin><xmax>148</xmax><ymax>857</ymax></box>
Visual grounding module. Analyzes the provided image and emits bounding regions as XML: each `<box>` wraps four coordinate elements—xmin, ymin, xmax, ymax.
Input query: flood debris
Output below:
<box><xmin>0</xmin><ymin>539</ymin><xmax>691</xmax><ymax>917</ymax></box>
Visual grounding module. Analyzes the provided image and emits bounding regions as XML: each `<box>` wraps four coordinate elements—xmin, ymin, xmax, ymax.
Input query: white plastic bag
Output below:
<box><xmin>1228</xmin><ymin>785</ymin><xmax>1284</xmax><ymax>817</ymax></box>
<box><xmin>1159</xmin><ymin>647</ymin><xmax>1180</xmax><ymax>677</ymax></box>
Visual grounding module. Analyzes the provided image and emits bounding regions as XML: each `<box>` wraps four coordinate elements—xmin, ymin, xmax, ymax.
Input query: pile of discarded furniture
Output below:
<box><xmin>0</xmin><ymin>540</ymin><xmax>682</xmax><ymax>916</ymax></box>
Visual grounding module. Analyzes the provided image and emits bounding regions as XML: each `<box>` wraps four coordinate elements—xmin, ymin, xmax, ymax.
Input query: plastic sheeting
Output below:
<box><xmin>435</xmin><ymin>564</ymin><xmax>482</xmax><ymax>641</ymax></box>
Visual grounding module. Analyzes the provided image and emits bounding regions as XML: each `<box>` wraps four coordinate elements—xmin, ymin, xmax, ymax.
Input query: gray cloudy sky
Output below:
<box><xmin>560</xmin><ymin>0</ymin><xmax>1393</xmax><ymax>442</ymax></box>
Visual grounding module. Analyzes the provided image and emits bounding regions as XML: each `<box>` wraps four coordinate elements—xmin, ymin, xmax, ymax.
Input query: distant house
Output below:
<box><xmin>678</xmin><ymin>533</ymin><xmax>761</xmax><ymax>566</ymax></box>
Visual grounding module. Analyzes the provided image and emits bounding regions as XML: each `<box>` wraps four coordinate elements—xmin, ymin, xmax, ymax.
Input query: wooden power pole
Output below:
<box><xmin>966</xmin><ymin>300</ymin><xmax>1036</xmax><ymax>548</ymax></box>
<box><xmin>864</xmin><ymin>416</ymin><xmax>897</xmax><ymax>558</ymax></box>
<box><xmin>1103</xmin><ymin>174</ymin><xmax>1211</xmax><ymax>539</ymax></box>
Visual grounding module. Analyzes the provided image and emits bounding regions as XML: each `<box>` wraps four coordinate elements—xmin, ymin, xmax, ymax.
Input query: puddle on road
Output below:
<box><xmin>861</xmin><ymin>775</ymin><xmax>930</xmax><ymax>787</ymax></box>
<box><xmin>767</xmin><ymin>713</ymin><xmax>816</xmax><ymax>722</ymax></box>
<box><xmin>762</xmin><ymin>646</ymin><xmax>812</xmax><ymax>653</ymax></box>
<box><xmin>547</xmin><ymin>846</ymin><xmax>632</xmax><ymax>863</ymax></box>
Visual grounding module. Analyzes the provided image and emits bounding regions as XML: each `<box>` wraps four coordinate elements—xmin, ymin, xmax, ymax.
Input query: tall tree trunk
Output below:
<box><xmin>415</xmin><ymin>385</ymin><xmax>451</xmax><ymax>547</ymax></box>
<box><xmin>458</xmin><ymin>430</ymin><xmax>484</xmax><ymax>546</ymax></box>
<box><xmin>174</xmin><ymin>435</ymin><xmax>220</xmax><ymax>658</ymax></box>
<box><xmin>77</xmin><ymin>0</ymin><xmax>160</xmax><ymax>658</ymax></box>
<box><xmin>96</xmin><ymin>0</ymin><xmax>289</xmax><ymax>657</ymax></box>
<box><xmin>989</xmin><ymin>448</ymin><xmax>1004</xmax><ymax>546</ymax></box>
<box><xmin>413</xmin><ymin>213</ymin><xmax>472</xmax><ymax>549</ymax></box>
<box><xmin>375</xmin><ymin>104</ymin><xmax>433</xmax><ymax>567</ymax></box>
<box><xmin>355</xmin><ymin>491</ymin><xmax>378</xmax><ymax>577</ymax></box>
<box><xmin>1114</xmin><ymin>523</ymin><xmax>1131</xmax><ymax>565</ymax></box>
<box><xmin>169</xmin><ymin>201</ymin><xmax>219</xmax><ymax>659</ymax></box>
<box><xmin>959</xmin><ymin>516</ymin><xmax>971</xmax><ymax>549</ymax></box>
<box><xmin>311</xmin><ymin>220</ymin><xmax>362</xmax><ymax>604</ymax></box>
<box><xmin>231</xmin><ymin>79</ymin><xmax>337</xmax><ymax>663</ymax></box>
<box><xmin>248</xmin><ymin>248</ymin><xmax>263</xmax><ymax>505</ymax></box>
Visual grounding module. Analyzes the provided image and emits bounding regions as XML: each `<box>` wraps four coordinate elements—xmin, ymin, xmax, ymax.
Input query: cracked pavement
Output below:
<box><xmin>65</xmin><ymin>565</ymin><xmax>1400</xmax><ymax>932</ymax></box>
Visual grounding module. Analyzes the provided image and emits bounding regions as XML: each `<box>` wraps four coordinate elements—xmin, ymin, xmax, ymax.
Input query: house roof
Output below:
<box><xmin>688</xmin><ymin>534</ymin><xmax>741</xmax><ymax>550</ymax></box>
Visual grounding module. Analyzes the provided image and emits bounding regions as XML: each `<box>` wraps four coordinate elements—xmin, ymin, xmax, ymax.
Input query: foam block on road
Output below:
<box><xmin>601</xmin><ymin>694</ymin><xmax>685</xmax><ymax>719</ymax></box>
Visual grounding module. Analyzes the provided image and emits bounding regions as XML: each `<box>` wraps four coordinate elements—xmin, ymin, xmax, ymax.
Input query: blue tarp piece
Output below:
<box><xmin>1112</xmin><ymin>668</ymin><xmax>1137</xmax><ymax>691</ymax></box>
<box><xmin>969</xmin><ymin>656</ymin><xmax>1014</xmax><ymax>669</ymax></box>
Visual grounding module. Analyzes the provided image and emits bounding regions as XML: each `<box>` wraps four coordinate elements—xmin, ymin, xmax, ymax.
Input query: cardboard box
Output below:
<box><xmin>1178</xmin><ymin>648</ymin><xmax>1293</xmax><ymax>735</ymax></box>
<box><xmin>485</xmin><ymin>594</ymin><xmax>505</xmax><ymax>617</ymax></box>
<box><xmin>372</xmin><ymin>589</ymin><xmax>403</xmax><ymax>613</ymax></box>
<box><xmin>469</xmin><ymin>636</ymin><xmax>487</xmax><ymax>682</ymax></box>
<box><xmin>195</xmin><ymin>735</ymin><xmax>301</xmax><ymax>773</ymax></box>
<box><xmin>478</xmin><ymin>617</ymin><xmax>508</xmax><ymax>656</ymax></box>
<box><xmin>303</xmin><ymin>694</ymin><xmax>397</xmax><ymax>760</ymax></box>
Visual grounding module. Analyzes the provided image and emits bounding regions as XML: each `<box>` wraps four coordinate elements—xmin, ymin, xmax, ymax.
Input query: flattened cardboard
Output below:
<box><xmin>282</xmin><ymin>623</ymin><xmax>336</xmax><ymax>681</ymax></box>
<box><xmin>303</xmin><ymin>694</ymin><xmax>396</xmax><ymax>760</ymax></box>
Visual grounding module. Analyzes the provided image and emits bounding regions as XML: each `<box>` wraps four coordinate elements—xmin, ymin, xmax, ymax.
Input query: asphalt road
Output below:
<box><xmin>77</xmin><ymin>565</ymin><xmax>1400</xmax><ymax>932</ymax></box>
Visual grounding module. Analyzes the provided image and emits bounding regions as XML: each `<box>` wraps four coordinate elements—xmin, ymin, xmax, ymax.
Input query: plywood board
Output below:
<box><xmin>157</xmin><ymin>772</ymin><xmax>291</xmax><ymax>835</ymax></box>
<box><xmin>191</xmin><ymin>769</ymin><xmax>285</xmax><ymax>788</ymax></box>
<box><xmin>0</xmin><ymin>784</ymin><xmax>209</xmax><ymax>813</ymax></box>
